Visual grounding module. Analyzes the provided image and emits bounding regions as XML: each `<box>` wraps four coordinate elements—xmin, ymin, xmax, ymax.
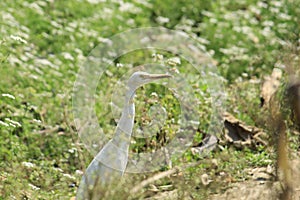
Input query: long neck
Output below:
<box><xmin>112</xmin><ymin>88</ymin><xmax>136</xmax><ymax>150</ymax></box>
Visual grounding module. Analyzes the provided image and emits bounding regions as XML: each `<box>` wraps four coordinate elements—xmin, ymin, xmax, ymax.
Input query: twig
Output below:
<box><xmin>130</xmin><ymin>167</ymin><xmax>179</xmax><ymax>194</ymax></box>
<box><xmin>130</xmin><ymin>160</ymin><xmax>202</xmax><ymax>195</ymax></box>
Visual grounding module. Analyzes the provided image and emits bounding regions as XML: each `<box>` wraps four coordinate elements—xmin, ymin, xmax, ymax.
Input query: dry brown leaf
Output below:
<box><xmin>223</xmin><ymin>112</ymin><xmax>268</xmax><ymax>148</ymax></box>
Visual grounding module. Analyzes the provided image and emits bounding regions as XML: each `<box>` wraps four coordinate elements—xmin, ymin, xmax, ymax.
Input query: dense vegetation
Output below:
<box><xmin>0</xmin><ymin>0</ymin><xmax>299</xmax><ymax>199</ymax></box>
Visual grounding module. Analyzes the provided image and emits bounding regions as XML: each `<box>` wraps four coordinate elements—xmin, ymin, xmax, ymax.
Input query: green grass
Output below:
<box><xmin>0</xmin><ymin>0</ymin><xmax>300</xmax><ymax>199</ymax></box>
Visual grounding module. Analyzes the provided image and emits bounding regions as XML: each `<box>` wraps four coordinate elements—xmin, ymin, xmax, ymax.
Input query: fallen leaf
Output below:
<box><xmin>222</xmin><ymin>112</ymin><xmax>268</xmax><ymax>148</ymax></box>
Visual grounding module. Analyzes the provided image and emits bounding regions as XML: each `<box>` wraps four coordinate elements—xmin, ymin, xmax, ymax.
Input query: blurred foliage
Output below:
<box><xmin>0</xmin><ymin>0</ymin><xmax>299</xmax><ymax>199</ymax></box>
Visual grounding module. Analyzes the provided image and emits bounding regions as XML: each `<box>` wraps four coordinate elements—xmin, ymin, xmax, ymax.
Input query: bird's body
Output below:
<box><xmin>76</xmin><ymin>71</ymin><xmax>171</xmax><ymax>200</ymax></box>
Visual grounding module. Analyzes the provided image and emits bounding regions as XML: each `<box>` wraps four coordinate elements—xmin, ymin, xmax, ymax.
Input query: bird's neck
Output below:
<box><xmin>112</xmin><ymin>88</ymin><xmax>136</xmax><ymax>150</ymax></box>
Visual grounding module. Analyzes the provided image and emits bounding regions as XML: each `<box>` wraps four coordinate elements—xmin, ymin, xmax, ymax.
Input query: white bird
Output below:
<box><xmin>76</xmin><ymin>71</ymin><xmax>172</xmax><ymax>200</ymax></box>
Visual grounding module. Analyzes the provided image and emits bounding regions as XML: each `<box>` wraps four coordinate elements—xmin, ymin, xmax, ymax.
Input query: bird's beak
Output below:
<box><xmin>142</xmin><ymin>74</ymin><xmax>172</xmax><ymax>80</ymax></box>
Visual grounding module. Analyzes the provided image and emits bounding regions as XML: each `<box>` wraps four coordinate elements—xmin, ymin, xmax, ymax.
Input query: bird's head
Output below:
<box><xmin>127</xmin><ymin>71</ymin><xmax>172</xmax><ymax>90</ymax></box>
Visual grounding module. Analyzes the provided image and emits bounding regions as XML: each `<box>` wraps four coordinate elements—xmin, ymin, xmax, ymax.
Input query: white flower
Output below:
<box><xmin>63</xmin><ymin>173</ymin><xmax>76</xmax><ymax>180</ymax></box>
<box><xmin>10</xmin><ymin>35</ymin><xmax>27</xmax><ymax>44</ymax></box>
<box><xmin>262</xmin><ymin>20</ymin><xmax>274</xmax><ymax>27</ymax></box>
<box><xmin>68</xmin><ymin>148</ymin><xmax>77</xmax><ymax>154</ymax></box>
<box><xmin>5</xmin><ymin>118</ymin><xmax>22</xmax><ymax>127</ymax></box>
<box><xmin>87</xmin><ymin>0</ymin><xmax>106</xmax><ymax>4</ymax></box>
<box><xmin>33</xmin><ymin>119</ymin><xmax>42</xmax><ymax>123</ymax></box>
<box><xmin>167</xmin><ymin>57</ymin><xmax>181</xmax><ymax>66</ymax></box>
<box><xmin>150</xmin><ymin>92</ymin><xmax>158</xmax><ymax>97</ymax></box>
<box><xmin>257</xmin><ymin>2</ymin><xmax>268</xmax><ymax>8</ymax></box>
<box><xmin>152</xmin><ymin>53</ymin><xmax>164</xmax><ymax>61</ymax></box>
<box><xmin>119</xmin><ymin>2</ymin><xmax>141</xmax><ymax>13</ymax></box>
<box><xmin>29</xmin><ymin>183</ymin><xmax>40</xmax><ymax>190</ymax></box>
<box><xmin>270</xmin><ymin>7</ymin><xmax>280</xmax><ymax>14</ymax></box>
<box><xmin>169</xmin><ymin>67</ymin><xmax>179</xmax><ymax>74</ymax></box>
<box><xmin>271</xmin><ymin>1</ymin><xmax>283</xmax><ymax>7</ymax></box>
<box><xmin>53</xmin><ymin>167</ymin><xmax>63</xmax><ymax>172</ymax></box>
<box><xmin>0</xmin><ymin>121</ymin><xmax>9</xmax><ymax>127</ymax></box>
<box><xmin>97</xmin><ymin>37</ymin><xmax>112</xmax><ymax>45</ymax></box>
<box><xmin>62</xmin><ymin>52</ymin><xmax>74</xmax><ymax>61</ymax></box>
<box><xmin>116</xmin><ymin>63</ymin><xmax>124</xmax><ymax>68</ymax></box>
<box><xmin>35</xmin><ymin>58</ymin><xmax>58</xmax><ymax>69</ymax></box>
<box><xmin>75</xmin><ymin>170</ymin><xmax>84</xmax><ymax>175</ymax></box>
<box><xmin>156</xmin><ymin>16</ymin><xmax>170</xmax><ymax>24</ymax></box>
<box><xmin>22</xmin><ymin>161</ymin><xmax>35</xmax><ymax>168</ymax></box>
<box><xmin>2</xmin><ymin>93</ymin><xmax>15</xmax><ymax>99</ymax></box>
<box><xmin>278</xmin><ymin>13</ymin><xmax>292</xmax><ymax>20</ymax></box>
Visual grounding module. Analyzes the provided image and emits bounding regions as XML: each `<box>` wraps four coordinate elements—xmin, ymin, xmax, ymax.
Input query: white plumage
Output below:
<box><xmin>76</xmin><ymin>71</ymin><xmax>171</xmax><ymax>200</ymax></box>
